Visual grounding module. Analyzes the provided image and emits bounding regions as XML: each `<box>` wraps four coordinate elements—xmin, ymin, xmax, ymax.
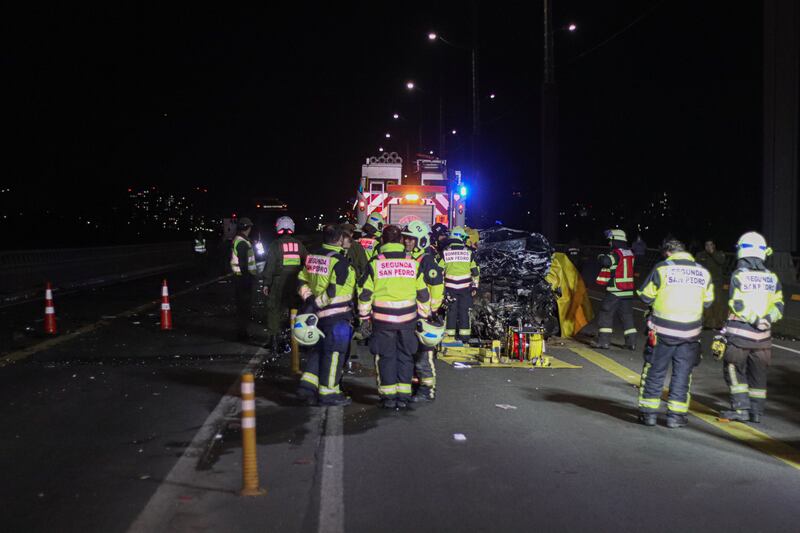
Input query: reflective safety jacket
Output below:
<box><xmin>439</xmin><ymin>239</ymin><xmax>480</xmax><ymax>293</ymax></box>
<box><xmin>724</xmin><ymin>261</ymin><xmax>784</xmax><ymax>348</ymax></box>
<box><xmin>638</xmin><ymin>251</ymin><xmax>714</xmax><ymax>343</ymax></box>
<box><xmin>412</xmin><ymin>246</ymin><xmax>444</xmax><ymax>313</ymax></box>
<box><xmin>194</xmin><ymin>238</ymin><xmax>207</xmax><ymax>254</ymax></box>
<box><xmin>596</xmin><ymin>248</ymin><xmax>635</xmax><ymax>297</ymax></box>
<box><xmin>358</xmin><ymin>236</ymin><xmax>380</xmax><ymax>261</ymax></box>
<box><xmin>297</xmin><ymin>244</ymin><xmax>356</xmax><ymax>326</ymax></box>
<box><xmin>262</xmin><ymin>234</ymin><xmax>308</xmax><ymax>289</ymax></box>
<box><xmin>231</xmin><ymin>235</ymin><xmax>257</xmax><ymax>276</ymax></box>
<box><xmin>358</xmin><ymin>243</ymin><xmax>431</xmax><ymax>330</ymax></box>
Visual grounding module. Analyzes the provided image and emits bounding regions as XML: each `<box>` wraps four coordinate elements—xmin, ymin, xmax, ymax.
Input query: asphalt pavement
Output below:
<box><xmin>1</xmin><ymin>278</ymin><xmax>800</xmax><ymax>532</ymax></box>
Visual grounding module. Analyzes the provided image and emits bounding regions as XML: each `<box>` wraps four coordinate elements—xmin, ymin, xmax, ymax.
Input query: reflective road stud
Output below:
<box><xmin>160</xmin><ymin>280</ymin><xmax>173</xmax><ymax>331</ymax></box>
<box><xmin>44</xmin><ymin>282</ymin><xmax>57</xmax><ymax>335</ymax></box>
<box><xmin>240</xmin><ymin>373</ymin><xmax>266</xmax><ymax>496</ymax></box>
<box><xmin>290</xmin><ymin>309</ymin><xmax>301</xmax><ymax>376</ymax></box>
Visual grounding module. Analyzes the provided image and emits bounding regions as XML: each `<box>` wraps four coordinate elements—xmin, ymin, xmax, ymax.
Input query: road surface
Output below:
<box><xmin>1</xmin><ymin>277</ymin><xmax>799</xmax><ymax>532</ymax></box>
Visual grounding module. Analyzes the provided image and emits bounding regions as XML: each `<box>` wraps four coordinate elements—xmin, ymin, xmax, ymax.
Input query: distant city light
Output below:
<box><xmin>568</xmin><ymin>23</ymin><xmax>577</xmax><ymax>32</ymax></box>
<box><xmin>429</xmin><ymin>150</ymin><xmax>434</xmax><ymax>155</ymax></box>
<box><xmin>393</xmin><ymin>113</ymin><xmax>399</xmax><ymax>119</ymax></box>
<box><xmin>451</xmin><ymin>129</ymin><xmax>457</xmax><ymax>135</ymax></box>
<box><xmin>428</xmin><ymin>32</ymin><xmax>437</xmax><ymax>41</ymax></box>
<box><xmin>406</xmin><ymin>81</ymin><xmax>415</xmax><ymax>90</ymax></box>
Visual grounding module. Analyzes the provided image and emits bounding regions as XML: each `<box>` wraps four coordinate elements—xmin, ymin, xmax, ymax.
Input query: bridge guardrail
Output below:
<box><xmin>0</xmin><ymin>242</ymin><xmax>196</xmax><ymax>301</ymax></box>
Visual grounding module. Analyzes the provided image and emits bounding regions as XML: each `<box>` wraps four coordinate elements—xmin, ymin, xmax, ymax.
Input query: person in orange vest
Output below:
<box><xmin>593</xmin><ymin>228</ymin><xmax>637</xmax><ymax>350</ymax></box>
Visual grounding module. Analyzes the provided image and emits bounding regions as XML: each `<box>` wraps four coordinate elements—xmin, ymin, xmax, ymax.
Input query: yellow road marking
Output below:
<box><xmin>0</xmin><ymin>274</ymin><xmax>231</xmax><ymax>368</ymax></box>
<box><xmin>567</xmin><ymin>343</ymin><xmax>800</xmax><ymax>471</ymax></box>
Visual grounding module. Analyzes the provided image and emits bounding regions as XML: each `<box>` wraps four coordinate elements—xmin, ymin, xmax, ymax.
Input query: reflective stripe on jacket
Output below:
<box><xmin>358</xmin><ymin>243</ymin><xmax>431</xmax><ymax>330</ymax></box>
<box><xmin>231</xmin><ymin>235</ymin><xmax>257</xmax><ymax>275</ymax></box>
<box><xmin>297</xmin><ymin>244</ymin><xmax>356</xmax><ymax>325</ymax></box>
<box><xmin>638</xmin><ymin>252</ymin><xmax>714</xmax><ymax>342</ymax></box>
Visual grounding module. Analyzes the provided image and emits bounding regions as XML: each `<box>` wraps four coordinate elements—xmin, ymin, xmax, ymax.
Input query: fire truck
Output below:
<box><xmin>355</xmin><ymin>152</ymin><xmax>467</xmax><ymax>229</ymax></box>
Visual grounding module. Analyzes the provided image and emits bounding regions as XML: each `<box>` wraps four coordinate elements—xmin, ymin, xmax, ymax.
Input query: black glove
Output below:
<box><xmin>357</xmin><ymin>318</ymin><xmax>372</xmax><ymax>340</ymax></box>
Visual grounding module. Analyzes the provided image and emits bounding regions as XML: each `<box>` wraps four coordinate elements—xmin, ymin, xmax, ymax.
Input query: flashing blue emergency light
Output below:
<box><xmin>459</xmin><ymin>185</ymin><xmax>468</xmax><ymax>197</ymax></box>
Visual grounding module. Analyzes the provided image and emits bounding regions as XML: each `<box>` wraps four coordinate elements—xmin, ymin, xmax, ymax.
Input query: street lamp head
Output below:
<box><xmin>451</xmin><ymin>129</ymin><xmax>457</xmax><ymax>135</ymax></box>
<box><xmin>406</xmin><ymin>81</ymin><xmax>415</xmax><ymax>90</ymax></box>
<box><xmin>393</xmin><ymin>113</ymin><xmax>399</xmax><ymax>119</ymax></box>
<box><xmin>429</xmin><ymin>150</ymin><xmax>434</xmax><ymax>155</ymax></box>
<box><xmin>378</xmin><ymin>147</ymin><xmax>384</xmax><ymax>152</ymax></box>
<box><xmin>385</xmin><ymin>133</ymin><xmax>391</xmax><ymax>139</ymax></box>
<box><xmin>489</xmin><ymin>93</ymin><xmax>496</xmax><ymax>99</ymax></box>
<box><xmin>568</xmin><ymin>23</ymin><xmax>577</xmax><ymax>32</ymax></box>
<box><xmin>428</xmin><ymin>32</ymin><xmax>438</xmax><ymax>41</ymax></box>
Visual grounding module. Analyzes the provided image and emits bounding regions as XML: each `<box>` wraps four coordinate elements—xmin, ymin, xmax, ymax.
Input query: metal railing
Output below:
<box><xmin>0</xmin><ymin>242</ymin><xmax>195</xmax><ymax>298</ymax></box>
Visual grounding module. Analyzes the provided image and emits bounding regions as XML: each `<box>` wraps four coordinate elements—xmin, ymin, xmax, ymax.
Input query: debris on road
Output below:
<box><xmin>495</xmin><ymin>404</ymin><xmax>518</xmax><ymax>410</ymax></box>
<box><xmin>453</xmin><ymin>433</ymin><xmax>467</xmax><ymax>441</ymax></box>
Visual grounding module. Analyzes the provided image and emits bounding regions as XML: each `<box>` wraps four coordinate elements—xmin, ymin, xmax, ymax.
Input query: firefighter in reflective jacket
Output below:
<box><xmin>358</xmin><ymin>225</ymin><xmax>432</xmax><ymax>409</ymax></box>
<box><xmin>230</xmin><ymin>218</ymin><xmax>258</xmax><ymax>341</ymax></box>
<box><xmin>637</xmin><ymin>239</ymin><xmax>714</xmax><ymax>428</ymax></box>
<box><xmin>295</xmin><ymin>224</ymin><xmax>357</xmax><ymax>406</ymax></box>
<box><xmin>594</xmin><ymin>228</ymin><xmax>637</xmax><ymax>350</ymax></box>
<box><xmin>402</xmin><ymin>220</ymin><xmax>444</xmax><ymax>401</ymax></box>
<box><xmin>439</xmin><ymin>226</ymin><xmax>479</xmax><ymax>341</ymax></box>
<box><xmin>718</xmin><ymin>231</ymin><xmax>784</xmax><ymax>423</ymax></box>
<box><xmin>261</xmin><ymin>216</ymin><xmax>308</xmax><ymax>353</ymax></box>
<box><xmin>358</xmin><ymin>211</ymin><xmax>384</xmax><ymax>261</ymax></box>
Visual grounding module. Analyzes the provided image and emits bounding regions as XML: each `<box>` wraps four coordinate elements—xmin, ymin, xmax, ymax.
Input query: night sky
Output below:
<box><xmin>3</xmin><ymin>1</ymin><xmax>762</xmax><ymax>248</ymax></box>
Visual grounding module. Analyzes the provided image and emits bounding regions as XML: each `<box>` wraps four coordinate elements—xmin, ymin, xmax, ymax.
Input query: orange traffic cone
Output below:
<box><xmin>44</xmin><ymin>282</ymin><xmax>57</xmax><ymax>335</ymax></box>
<box><xmin>160</xmin><ymin>279</ymin><xmax>173</xmax><ymax>330</ymax></box>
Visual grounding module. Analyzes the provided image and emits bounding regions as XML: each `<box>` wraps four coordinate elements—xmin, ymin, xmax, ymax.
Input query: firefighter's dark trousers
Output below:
<box><xmin>299</xmin><ymin>320</ymin><xmax>352</xmax><ymax>402</ymax></box>
<box><xmin>597</xmin><ymin>293</ymin><xmax>636</xmax><ymax>346</ymax></box>
<box><xmin>639</xmin><ymin>340</ymin><xmax>700</xmax><ymax>417</ymax></box>
<box><xmin>264</xmin><ymin>273</ymin><xmax>298</xmax><ymax>337</ymax></box>
<box><xmin>369</xmin><ymin>328</ymin><xmax>418</xmax><ymax>401</ymax></box>
<box><xmin>234</xmin><ymin>276</ymin><xmax>253</xmax><ymax>338</ymax></box>
<box><xmin>723</xmin><ymin>344</ymin><xmax>771</xmax><ymax>415</ymax></box>
<box><xmin>414</xmin><ymin>348</ymin><xmax>437</xmax><ymax>396</ymax></box>
<box><xmin>446</xmin><ymin>290</ymin><xmax>472</xmax><ymax>340</ymax></box>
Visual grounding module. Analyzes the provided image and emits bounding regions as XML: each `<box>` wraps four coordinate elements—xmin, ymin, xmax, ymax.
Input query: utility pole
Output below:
<box><xmin>471</xmin><ymin>0</ymin><xmax>480</xmax><ymax>178</ymax></box>
<box><xmin>540</xmin><ymin>0</ymin><xmax>559</xmax><ymax>239</ymax></box>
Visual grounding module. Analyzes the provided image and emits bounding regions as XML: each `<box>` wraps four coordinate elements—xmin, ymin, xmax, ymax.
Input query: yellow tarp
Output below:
<box><xmin>545</xmin><ymin>252</ymin><xmax>594</xmax><ymax>338</ymax></box>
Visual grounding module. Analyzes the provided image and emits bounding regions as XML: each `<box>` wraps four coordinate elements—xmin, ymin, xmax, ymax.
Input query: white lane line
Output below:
<box><xmin>318</xmin><ymin>406</ymin><xmax>345</xmax><ymax>533</ymax></box>
<box><xmin>127</xmin><ymin>349</ymin><xmax>265</xmax><ymax>533</ymax></box>
<box><xmin>774</xmin><ymin>344</ymin><xmax>800</xmax><ymax>355</ymax></box>
<box><xmin>590</xmin><ymin>294</ymin><xmax>800</xmax><ymax>356</ymax></box>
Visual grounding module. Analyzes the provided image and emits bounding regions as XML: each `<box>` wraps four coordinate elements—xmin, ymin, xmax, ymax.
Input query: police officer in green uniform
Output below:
<box><xmin>637</xmin><ymin>239</ymin><xmax>714</xmax><ymax>428</ymax></box>
<box><xmin>358</xmin><ymin>225</ymin><xmax>432</xmax><ymax>409</ymax></box>
<box><xmin>402</xmin><ymin>220</ymin><xmax>444</xmax><ymax>401</ymax></box>
<box><xmin>261</xmin><ymin>216</ymin><xmax>308</xmax><ymax>353</ymax></box>
<box><xmin>230</xmin><ymin>218</ymin><xmax>257</xmax><ymax>341</ymax></box>
<box><xmin>439</xmin><ymin>226</ymin><xmax>479</xmax><ymax>342</ymax></box>
<box><xmin>295</xmin><ymin>224</ymin><xmax>357</xmax><ymax>406</ymax></box>
<box><xmin>718</xmin><ymin>232</ymin><xmax>784</xmax><ymax>423</ymax></box>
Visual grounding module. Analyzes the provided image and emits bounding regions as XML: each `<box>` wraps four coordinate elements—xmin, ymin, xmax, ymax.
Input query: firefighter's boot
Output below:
<box><xmin>666</xmin><ymin>414</ymin><xmax>689</xmax><ymax>428</ymax></box>
<box><xmin>639</xmin><ymin>413</ymin><xmax>657</xmax><ymax>427</ymax></box>
<box><xmin>719</xmin><ymin>409</ymin><xmax>750</xmax><ymax>422</ymax></box>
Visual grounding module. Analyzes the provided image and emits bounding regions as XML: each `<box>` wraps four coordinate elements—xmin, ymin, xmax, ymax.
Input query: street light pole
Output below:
<box><xmin>541</xmin><ymin>0</ymin><xmax>559</xmax><ymax>240</ymax></box>
<box><xmin>471</xmin><ymin>0</ymin><xmax>480</xmax><ymax>179</ymax></box>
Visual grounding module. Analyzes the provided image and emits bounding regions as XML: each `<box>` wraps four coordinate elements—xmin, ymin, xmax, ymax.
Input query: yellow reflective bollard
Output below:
<box><xmin>290</xmin><ymin>309</ymin><xmax>301</xmax><ymax>376</ymax></box>
<box><xmin>240</xmin><ymin>373</ymin><xmax>266</xmax><ymax>496</ymax></box>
